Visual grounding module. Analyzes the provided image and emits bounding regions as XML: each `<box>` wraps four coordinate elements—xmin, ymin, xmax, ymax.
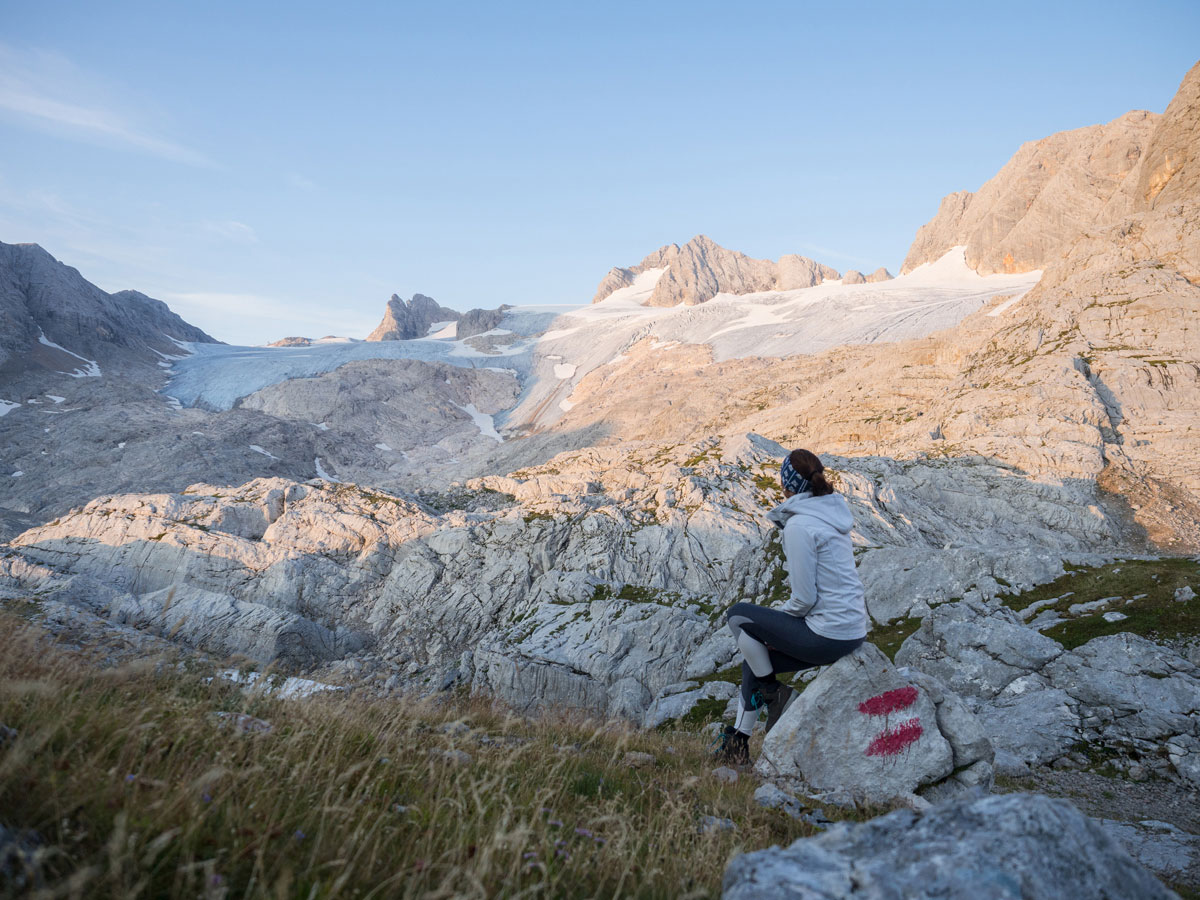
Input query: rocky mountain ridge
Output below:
<box><xmin>591</xmin><ymin>234</ymin><xmax>844</xmax><ymax>307</ymax></box>
<box><xmin>0</xmin><ymin>241</ymin><xmax>217</xmax><ymax>375</ymax></box>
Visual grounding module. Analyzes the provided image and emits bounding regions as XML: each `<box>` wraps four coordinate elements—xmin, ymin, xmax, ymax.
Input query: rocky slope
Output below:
<box><xmin>591</xmin><ymin>234</ymin><xmax>841</xmax><ymax>307</ymax></box>
<box><xmin>0</xmin><ymin>241</ymin><xmax>217</xmax><ymax>375</ymax></box>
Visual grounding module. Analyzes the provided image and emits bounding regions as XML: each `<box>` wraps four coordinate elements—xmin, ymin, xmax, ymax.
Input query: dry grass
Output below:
<box><xmin>0</xmin><ymin>618</ymin><xmax>826</xmax><ymax>899</ymax></box>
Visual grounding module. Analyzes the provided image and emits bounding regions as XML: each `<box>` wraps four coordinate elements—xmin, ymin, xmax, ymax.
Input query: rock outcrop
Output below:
<box><xmin>456</xmin><ymin>305</ymin><xmax>511</xmax><ymax>340</ymax></box>
<box><xmin>901</xmin><ymin>109</ymin><xmax>1159</xmax><ymax>275</ymax></box>
<box><xmin>897</xmin><ymin>600</ymin><xmax>1200</xmax><ymax>784</ymax></box>
<box><xmin>366</xmin><ymin>293</ymin><xmax>460</xmax><ymax>341</ymax></box>
<box><xmin>592</xmin><ymin>235</ymin><xmax>838</xmax><ymax>307</ymax></box>
<box><xmin>756</xmin><ymin>643</ymin><xmax>992</xmax><ymax>804</ymax></box>
<box><xmin>722</xmin><ymin>792</ymin><xmax>1177</xmax><ymax>900</ymax></box>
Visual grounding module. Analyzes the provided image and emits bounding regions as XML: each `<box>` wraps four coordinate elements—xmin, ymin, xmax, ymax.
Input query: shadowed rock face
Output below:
<box><xmin>902</xmin><ymin>109</ymin><xmax>1160</xmax><ymax>275</ymax></box>
<box><xmin>457</xmin><ymin>305</ymin><xmax>511</xmax><ymax>339</ymax></box>
<box><xmin>366</xmin><ymin>293</ymin><xmax>460</xmax><ymax>341</ymax></box>
<box><xmin>0</xmin><ymin>241</ymin><xmax>217</xmax><ymax>372</ymax></box>
<box><xmin>591</xmin><ymin>235</ymin><xmax>839</xmax><ymax>307</ymax></box>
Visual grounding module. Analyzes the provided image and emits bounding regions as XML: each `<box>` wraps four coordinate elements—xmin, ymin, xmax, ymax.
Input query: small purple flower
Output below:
<box><xmin>574</xmin><ymin>827</ymin><xmax>592</xmax><ymax>838</ymax></box>
<box><xmin>522</xmin><ymin>851</ymin><xmax>537</xmax><ymax>860</ymax></box>
<box><xmin>201</xmin><ymin>792</ymin><xmax>212</xmax><ymax>804</ymax></box>
<box><xmin>548</xmin><ymin>819</ymin><xmax>563</xmax><ymax>828</ymax></box>
<box><xmin>555</xmin><ymin>839</ymin><xmax>565</xmax><ymax>847</ymax></box>
<box><xmin>594</xmin><ymin>836</ymin><xmax>607</xmax><ymax>846</ymax></box>
<box><xmin>294</xmin><ymin>830</ymin><xmax>306</xmax><ymax>841</ymax></box>
<box><xmin>124</xmin><ymin>774</ymin><xmax>136</xmax><ymax>783</ymax></box>
<box><xmin>210</xmin><ymin>874</ymin><xmax>224</xmax><ymax>886</ymax></box>
<box><xmin>539</xmin><ymin>807</ymin><xmax>552</xmax><ymax>815</ymax></box>
<box><xmin>555</xmin><ymin>848</ymin><xmax>571</xmax><ymax>859</ymax></box>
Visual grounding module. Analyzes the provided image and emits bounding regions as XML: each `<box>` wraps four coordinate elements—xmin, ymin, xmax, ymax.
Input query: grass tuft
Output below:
<box><xmin>0</xmin><ymin>617</ymin><xmax>835</xmax><ymax>898</ymax></box>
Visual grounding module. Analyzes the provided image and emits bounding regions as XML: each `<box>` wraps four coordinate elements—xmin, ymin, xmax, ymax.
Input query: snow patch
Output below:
<box><xmin>553</xmin><ymin>363</ymin><xmax>577</xmax><ymax>379</ymax></box>
<box><xmin>987</xmin><ymin>292</ymin><xmax>1031</xmax><ymax>317</ymax></box>
<box><xmin>11</xmin><ymin>471</ymin><xmax>24</xmax><ymax>478</ymax></box>
<box><xmin>457</xmin><ymin>403</ymin><xmax>503</xmax><ymax>442</ymax></box>
<box><xmin>46</xmin><ymin>395</ymin><xmax>65</xmax><ymax>404</ymax></box>
<box><xmin>38</xmin><ymin>331</ymin><xmax>101</xmax><ymax>377</ymax></box>
<box><xmin>596</xmin><ymin>267</ymin><xmax>669</xmax><ymax>306</ymax></box>
<box><xmin>375</xmin><ymin>442</ymin><xmax>394</xmax><ymax>452</ymax></box>
<box><xmin>427</xmin><ymin>321</ymin><xmax>457</xmax><ymax>339</ymax></box>
<box><xmin>249</xmin><ymin>444</ymin><xmax>280</xmax><ymax>460</ymax></box>
<box><xmin>314</xmin><ymin>457</ymin><xmax>339</xmax><ymax>482</ymax></box>
<box><xmin>0</xmin><ymin>400</ymin><xmax>20</xmax><ymax>417</ymax></box>
<box><xmin>559</xmin><ymin>397</ymin><xmax>575</xmax><ymax>412</ymax></box>
<box><xmin>312</xmin><ymin>422</ymin><xmax>329</xmax><ymax>431</ymax></box>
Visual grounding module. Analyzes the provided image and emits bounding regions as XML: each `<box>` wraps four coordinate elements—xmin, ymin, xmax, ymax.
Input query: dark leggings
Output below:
<box><xmin>726</xmin><ymin>601</ymin><xmax>864</xmax><ymax>710</ymax></box>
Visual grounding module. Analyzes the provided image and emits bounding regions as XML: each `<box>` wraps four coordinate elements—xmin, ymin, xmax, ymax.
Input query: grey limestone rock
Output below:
<box><xmin>643</xmin><ymin>680</ymin><xmax>738</xmax><ymax>729</ymax></box>
<box><xmin>894</xmin><ymin>601</ymin><xmax>1065</xmax><ymax>700</ymax></box>
<box><xmin>722</xmin><ymin>792</ymin><xmax>1178</xmax><ymax>900</ymax></box>
<box><xmin>755</xmin><ymin>643</ymin><xmax>992</xmax><ymax>805</ymax></box>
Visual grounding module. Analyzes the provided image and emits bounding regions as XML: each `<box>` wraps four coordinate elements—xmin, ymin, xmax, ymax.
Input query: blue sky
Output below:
<box><xmin>2</xmin><ymin>1</ymin><xmax>1198</xmax><ymax>345</ymax></box>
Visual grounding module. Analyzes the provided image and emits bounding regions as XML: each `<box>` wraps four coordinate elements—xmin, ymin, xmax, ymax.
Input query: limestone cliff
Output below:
<box><xmin>901</xmin><ymin>110</ymin><xmax>1160</xmax><ymax>275</ymax></box>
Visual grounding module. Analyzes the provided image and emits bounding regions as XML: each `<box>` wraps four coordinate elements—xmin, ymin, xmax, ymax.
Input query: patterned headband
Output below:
<box><xmin>780</xmin><ymin>455</ymin><xmax>811</xmax><ymax>495</ymax></box>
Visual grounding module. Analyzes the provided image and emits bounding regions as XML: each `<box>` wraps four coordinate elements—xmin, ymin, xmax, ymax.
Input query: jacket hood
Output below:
<box><xmin>766</xmin><ymin>492</ymin><xmax>855</xmax><ymax>535</ymax></box>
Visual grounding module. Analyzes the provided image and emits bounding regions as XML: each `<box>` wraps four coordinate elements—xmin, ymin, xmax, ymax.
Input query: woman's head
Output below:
<box><xmin>781</xmin><ymin>448</ymin><xmax>834</xmax><ymax>497</ymax></box>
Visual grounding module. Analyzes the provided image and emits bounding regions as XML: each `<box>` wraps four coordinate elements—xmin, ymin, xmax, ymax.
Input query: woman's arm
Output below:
<box><xmin>780</xmin><ymin>522</ymin><xmax>818</xmax><ymax>616</ymax></box>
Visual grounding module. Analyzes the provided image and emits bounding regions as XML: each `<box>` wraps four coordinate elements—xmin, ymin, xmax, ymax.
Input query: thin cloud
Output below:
<box><xmin>796</xmin><ymin>242</ymin><xmax>879</xmax><ymax>269</ymax></box>
<box><xmin>202</xmin><ymin>220</ymin><xmax>259</xmax><ymax>244</ymax></box>
<box><xmin>285</xmin><ymin>173</ymin><xmax>317</xmax><ymax>191</ymax></box>
<box><xmin>0</xmin><ymin>43</ymin><xmax>213</xmax><ymax>167</ymax></box>
<box><xmin>159</xmin><ymin>290</ymin><xmax>378</xmax><ymax>343</ymax></box>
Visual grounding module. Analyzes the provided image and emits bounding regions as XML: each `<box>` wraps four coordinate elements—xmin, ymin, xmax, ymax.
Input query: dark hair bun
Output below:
<box><xmin>788</xmin><ymin>448</ymin><xmax>835</xmax><ymax>496</ymax></box>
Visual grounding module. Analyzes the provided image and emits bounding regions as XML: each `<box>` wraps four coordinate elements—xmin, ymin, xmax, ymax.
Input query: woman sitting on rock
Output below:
<box><xmin>716</xmin><ymin>448</ymin><xmax>868</xmax><ymax>765</ymax></box>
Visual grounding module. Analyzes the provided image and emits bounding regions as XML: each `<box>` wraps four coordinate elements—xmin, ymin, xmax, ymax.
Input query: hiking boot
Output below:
<box><xmin>713</xmin><ymin>726</ymin><xmax>751</xmax><ymax>766</ymax></box>
<box><xmin>763</xmin><ymin>682</ymin><xmax>794</xmax><ymax>734</ymax></box>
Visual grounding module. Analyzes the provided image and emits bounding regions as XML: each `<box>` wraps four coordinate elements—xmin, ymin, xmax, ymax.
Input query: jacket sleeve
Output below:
<box><xmin>780</xmin><ymin>522</ymin><xmax>818</xmax><ymax>617</ymax></box>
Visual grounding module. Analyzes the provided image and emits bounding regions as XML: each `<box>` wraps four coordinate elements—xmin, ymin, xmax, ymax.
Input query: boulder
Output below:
<box><xmin>755</xmin><ymin>643</ymin><xmax>992</xmax><ymax>804</ymax></box>
<box><xmin>722</xmin><ymin>792</ymin><xmax>1178</xmax><ymax>900</ymax></box>
<box><xmin>715</xmin><ymin>796</ymin><xmax>1176</xmax><ymax>900</ymax></box>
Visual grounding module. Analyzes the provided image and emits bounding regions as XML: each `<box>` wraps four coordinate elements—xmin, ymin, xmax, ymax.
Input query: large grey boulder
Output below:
<box><xmin>755</xmin><ymin>643</ymin><xmax>992</xmax><ymax>804</ymax></box>
<box><xmin>722</xmin><ymin>792</ymin><xmax>1178</xmax><ymax>900</ymax></box>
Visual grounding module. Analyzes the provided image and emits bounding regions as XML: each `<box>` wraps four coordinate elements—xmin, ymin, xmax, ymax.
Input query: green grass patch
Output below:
<box><xmin>868</xmin><ymin>616</ymin><xmax>924</xmax><ymax>661</ymax></box>
<box><xmin>998</xmin><ymin>558</ymin><xmax>1200</xmax><ymax>650</ymax></box>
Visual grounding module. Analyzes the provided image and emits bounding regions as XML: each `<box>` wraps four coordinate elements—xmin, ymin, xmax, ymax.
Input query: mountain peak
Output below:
<box><xmin>592</xmin><ymin>236</ymin><xmax>839</xmax><ymax>307</ymax></box>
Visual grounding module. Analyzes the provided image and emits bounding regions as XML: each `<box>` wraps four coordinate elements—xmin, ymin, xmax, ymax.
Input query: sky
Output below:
<box><xmin>2</xmin><ymin>1</ymin><xmax>1198</xmax><ymax>346</ymax></box>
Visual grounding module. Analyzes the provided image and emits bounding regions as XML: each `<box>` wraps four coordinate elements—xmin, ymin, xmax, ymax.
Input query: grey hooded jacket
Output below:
<box><xmin>766</xmin><ymin>492</ymin><xmax>868</xmax><ymax>641</ymax></box>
